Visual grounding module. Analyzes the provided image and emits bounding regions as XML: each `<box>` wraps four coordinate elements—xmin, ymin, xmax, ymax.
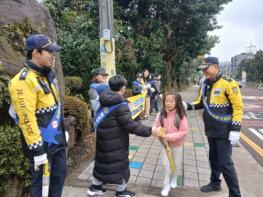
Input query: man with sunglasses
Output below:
<box><xmin>184</xmin><ymin>57</ymin><xmax>243</xmax><ymax>197</ymax></box>
<box><xmin>9</xmin><ymin>34</ymin><xmax>67</xmax><ymax>197</ymax></box>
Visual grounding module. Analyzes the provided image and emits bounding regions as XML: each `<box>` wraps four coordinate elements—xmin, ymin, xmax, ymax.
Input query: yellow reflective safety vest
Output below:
<box><xmin>187</xmin><ymin>72</ymin><xmax>243</xmax><ymax>138</ymax></box>
<box><xmin>8</xmin><ymin>61</ymin><xmax>66</xmax><ymax>156</ymax></box>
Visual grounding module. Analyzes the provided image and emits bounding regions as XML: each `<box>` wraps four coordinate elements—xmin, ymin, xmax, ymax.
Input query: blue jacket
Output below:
<box><xmin>149</xmin><ymin>79</ymin><xmax>158</xmax><ymax>97</ymax></box>
<box><xmin>132</xmin><ymin>80</ymin><xmax>144</xmax><ymax>95</ymax></box>
<box><xmin>89</xmin><ymin>82</ymin><xmax>109</xmax><ymax>114</ymax></box>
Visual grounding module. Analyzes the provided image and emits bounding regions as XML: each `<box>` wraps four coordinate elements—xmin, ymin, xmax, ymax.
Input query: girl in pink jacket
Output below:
<box><xmin>154</xmin><ymin>92</ymin><xmax>188</xmax><ymax>196</ymax></box>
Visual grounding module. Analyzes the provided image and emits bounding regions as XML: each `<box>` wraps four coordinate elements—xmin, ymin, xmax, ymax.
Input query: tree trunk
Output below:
<box><xmin>163</xmin><ymin>60</ymin><xmax>173</xmax><ymax>91</ymax></box>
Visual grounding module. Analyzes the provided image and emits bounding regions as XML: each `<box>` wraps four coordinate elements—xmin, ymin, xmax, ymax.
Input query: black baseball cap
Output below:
<box><xmin>92</xmin><ymin>67</ymin><xmax>109</xmax><ymax>76</ymax></box>
<box><xmin>198</xmin><ymin>57</ymin><xmax>219</xmax><ymax>70</ymax></box>
<box><xmin>136</xmin><ymin>73</ymin><xmax>143</xmax><ymax>78</ymax></box>
<box><xmin>26</xmin><ymin>34</ymin><xmax>62</xmax><ymax>52</ymax></box>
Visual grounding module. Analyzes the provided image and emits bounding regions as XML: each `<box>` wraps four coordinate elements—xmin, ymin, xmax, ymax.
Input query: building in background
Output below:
<box><xmin>220</xmin><ymin>60</ymin><xmax>231</xmax><ymax>77</ymax></box>
<box><xmin>231</xmin><ymin>52</ymin><xmax>254</xmax><ymax>77</ymax></box>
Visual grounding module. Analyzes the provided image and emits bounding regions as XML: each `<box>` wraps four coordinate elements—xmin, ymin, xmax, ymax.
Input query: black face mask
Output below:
<box><xmin>205</xmin><ymin>78</ymin><xmax>212</xmax><ymax>86</ymax></box>
<box><xmin>25</xmin><ymin>60</ymin><xmax>50</xmax><ymax>76</ymax></box>
<box><xmin>205</xmin><ymin>71</ymin><xmax>222</xmax><ymax>86</ymax></box>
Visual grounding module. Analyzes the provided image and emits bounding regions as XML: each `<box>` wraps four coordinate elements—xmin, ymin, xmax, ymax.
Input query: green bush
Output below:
<box><xmin>0</xmin><ymin>124</ymin><xmax>30</xmax><ymax>194</ymax></box>
<box><xmin>64</xmin><ymin>96</ymin><xmax>91</xmax><ymax>139</ymax></box>
<box><xmin>0</xmin><ymin>63</ymin><xmax>11</xmax><ymax>123</ymax></box>
<box><xmin>0</xmin><ymin>73</ymin><xmax>10</xmax><ymax>107</ymax></box>
<box><xmin>64</xmin><ymin>76</ymin><xmax>83</xmax><ymax>96</ymax></box>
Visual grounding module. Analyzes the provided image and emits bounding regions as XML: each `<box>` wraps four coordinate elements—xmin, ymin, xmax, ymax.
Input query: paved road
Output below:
<box><xmin>240</xmin><ymin>87</ymin><xmax>263</xmax><ymax>166</ymax></box>
<box><xmin>62</xmin><ymin>86</ymin><xmax>263</xmax><ymax>197</ymax></box>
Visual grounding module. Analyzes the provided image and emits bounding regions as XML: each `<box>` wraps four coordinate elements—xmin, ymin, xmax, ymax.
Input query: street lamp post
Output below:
<box><xmin>99</xmin><ymin>0</ymin><xmax>116</xmax><ymax>77</ymax></box>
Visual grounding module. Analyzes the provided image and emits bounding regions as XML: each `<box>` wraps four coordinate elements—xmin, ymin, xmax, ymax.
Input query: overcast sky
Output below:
<box><xmin>209</xmin><ymin>0</ymin><xmax>263</xmax><ymax>62</ymax></box>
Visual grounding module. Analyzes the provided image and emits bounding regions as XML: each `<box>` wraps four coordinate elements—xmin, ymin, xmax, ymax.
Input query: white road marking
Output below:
<box><xmin>244</xmin><ymin>104</ymin><xmax>262</xmax><ymax>109</ymax></box>
<box><xmin>248</xmin><ymin>128</ymin><xmax>263</xmax><ymax>141</ymax></box>
<box><xmin>243</xmin><ymin>96</ymin><xmax>263</xmax><ymax>100</ymax></box>
<box><xmin>243</xmin><ymin>112</ymin><xmax>263</xmax><ymax>120</ymax></box>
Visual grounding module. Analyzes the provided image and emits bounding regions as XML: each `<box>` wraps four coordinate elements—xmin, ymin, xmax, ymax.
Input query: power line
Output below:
<box><xmin>246</xmin><ymin>42</ymin><xmax>256</xmax><ymax>53</ymax></box>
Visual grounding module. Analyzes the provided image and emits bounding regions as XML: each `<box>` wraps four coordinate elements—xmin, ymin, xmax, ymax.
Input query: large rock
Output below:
<box><xmin>0</xmin><ymin>0</ymin><xmax>64</xmax><ymax>97</ymax></box>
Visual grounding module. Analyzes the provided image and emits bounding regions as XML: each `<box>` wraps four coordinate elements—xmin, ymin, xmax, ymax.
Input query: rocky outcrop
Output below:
<box><xmin>0</xmin><ymin>0</ymin><xmax>64</xmax><ymax>96</ymax></box>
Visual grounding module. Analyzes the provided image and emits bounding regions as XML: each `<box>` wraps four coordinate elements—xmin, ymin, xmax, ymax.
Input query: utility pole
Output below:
<box><xmin>99</xmin><ymin>0</ymin><xmax>116</xmax><ymax>77</ymax></box>
<box><xmin>246</xmin><ymin>42</ymin><xmax>256</xmax><ymax>53</ymax></box>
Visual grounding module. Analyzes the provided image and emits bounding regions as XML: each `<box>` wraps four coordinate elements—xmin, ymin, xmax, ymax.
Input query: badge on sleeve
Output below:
<box><xmin>19</xmin><ymin>69</ymin><xmax>29</xmax><ymax>80</ymax></box>
<box><xmin>233</xmin><ymin>86</ymin><xmax>239</xmax><ymax>94</ymax></box>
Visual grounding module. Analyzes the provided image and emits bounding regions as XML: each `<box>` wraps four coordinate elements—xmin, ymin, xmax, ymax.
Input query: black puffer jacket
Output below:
<box><xmin>93</xmin><ymin>90</ymin><xmax>152</xmax><ymax>184</ymax></box>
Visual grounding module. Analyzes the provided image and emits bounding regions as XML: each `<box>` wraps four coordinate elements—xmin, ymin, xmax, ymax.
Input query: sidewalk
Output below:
<box><xmin>63</xmin><ymin>86</ymin><xmax>263</xmax><ymax>197</ymax></box>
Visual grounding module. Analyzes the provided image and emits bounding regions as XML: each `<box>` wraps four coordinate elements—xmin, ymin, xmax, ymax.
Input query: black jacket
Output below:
<box><xmin>9</xmin><ymin>61</ymin><xmax>66</xmax><ymax>157</ymax></box>
<box><xmin>93</xmin><ymin>90</ymin><xmax>152</xmax><ymax>184</ymax></box>
<box><xmin>187</xmin><ymin>72</ymin><xmax>243</xmax><ymax>138</ymax></box>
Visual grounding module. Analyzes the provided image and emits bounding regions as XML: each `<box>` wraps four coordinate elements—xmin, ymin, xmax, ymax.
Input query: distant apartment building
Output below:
<box><xmin>219</xmin><ymin>61</ymin><xmax>231</xmax><ymax>77</ymax></box>
<box><xmin>231</xmin><ymin>52</ymin><xmax>254</xmax><ymax>77</ymax></box>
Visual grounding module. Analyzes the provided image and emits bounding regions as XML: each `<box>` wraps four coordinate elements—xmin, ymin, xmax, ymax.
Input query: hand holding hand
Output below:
<box><xmin>161</xmin><ymin>135</ymin><xmax>169</xmax><ymax>143</ymax></box>
<box><xmin>152</xmin><ymin>127</ymin><xmax>161</xmax><ymax>137</ymax></box>
<box><xmin>34</xmin><ymin>153</ymin><xmax>48</xmax><ymax>171</ymax></box>
<box><xmin>158</xmin><ymin>128</ymin><xmax>169</xmax><ymax>143</ymax></box>
<box><xmin>229</xmin><ymin>131</ymin><xmax>240</xmax><ymax>145</ymax></box>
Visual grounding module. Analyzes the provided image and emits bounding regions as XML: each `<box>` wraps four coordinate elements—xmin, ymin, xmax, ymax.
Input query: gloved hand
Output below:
<box><xmin>34</xmin><ymin>153</ymin><xmax>48</xmax><ymax>171</ymax></box>
<box><xmin>228</xmin><ymin>131</ymin><xmax>240</xmax><ymax>145</ymax></box>
<box><xmin>150</xmin><ymin>87</ymin><xmax>155</xmax><ymax>92</ymax></box>
<box><xmin>65</xmin><ymin>131</ymin><xmax>69</xmax><ymax>142</ymax></box>
<box><xmin>182</xmin><ymin>101</ymin><xmax>188</xmax><ymax>110</ymax></box>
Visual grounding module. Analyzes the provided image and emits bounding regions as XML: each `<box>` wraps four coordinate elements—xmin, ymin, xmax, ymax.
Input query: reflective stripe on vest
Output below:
<box><xmin>202</xmin><ymin>82</ymin><xmax>232</xmax><ymax>123</ymax></box>
<box><xmin>40</xmin><ymin>104</ymin><xmax>62</xmax><ymax>144</ymax></box>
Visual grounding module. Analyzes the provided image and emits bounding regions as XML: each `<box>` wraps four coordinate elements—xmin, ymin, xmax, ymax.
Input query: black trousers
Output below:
<box><xmin>150</xmin><ymin>95</ymin><xmax>158</xmax><ymax>113</ymax></box>
<box><xmin>29</xmin><ymin>148</ymin><xmax>67</xmax><ymax>197</ymax></box>
<box><xmin>208</xmin><ymin>137</ymin><xmax>241</xmax><ymax>197</ymax></box>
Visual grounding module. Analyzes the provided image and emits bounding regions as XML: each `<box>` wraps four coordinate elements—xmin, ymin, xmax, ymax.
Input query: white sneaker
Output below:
<box><xmin>170</xmin><ymin>177</ymin><xmax>177</xmax><ymax>188</ymax></box>
<box><xmin>161</xmin><ymin>185</ymin><xmax>170</xmax><ymax>196</ymax></box>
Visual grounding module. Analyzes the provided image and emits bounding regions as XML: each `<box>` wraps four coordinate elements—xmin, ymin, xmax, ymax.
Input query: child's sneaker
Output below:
<box><xmin>115</xmin><ymin>189</ymin><xmax>136</xmax><ymax>197</ymax></box>
<box><xmin>87</xmin><ymin>184</ymin><xmax>106</xmax><ymax>196</ymax></box>
<box><xmin>170</xmin><ymin>176</ymin><xmax>177</xmax><ymax>188</ymax></box>
<box><xmin>161</xmin><ymin>185</ymin><xmax>170</xmax><ymax>196</ymax></box>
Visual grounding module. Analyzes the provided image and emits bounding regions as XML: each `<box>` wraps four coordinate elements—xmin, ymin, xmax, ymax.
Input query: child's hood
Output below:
<box><xmin>99</xmin><ymin>89</ymin><xmax>124</xmax><ymax>107</ymax></box>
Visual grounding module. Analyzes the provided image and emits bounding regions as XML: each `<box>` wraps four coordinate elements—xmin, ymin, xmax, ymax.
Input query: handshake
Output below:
<box><xmin>151</xmin><ymin>127</ymin><xmax>162</xmax><ymax>137</ymax></box>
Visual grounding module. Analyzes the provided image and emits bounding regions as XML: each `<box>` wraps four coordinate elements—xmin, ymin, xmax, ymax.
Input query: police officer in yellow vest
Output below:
<box><xmin>184</xmin><ymin>57</ymin><xmax>243</xmax><ymax>197</ymax></box>
<box><xmin>8</xmin><ymin>34</ymin><xmax>67</xmax><ymax>197</ymax></box>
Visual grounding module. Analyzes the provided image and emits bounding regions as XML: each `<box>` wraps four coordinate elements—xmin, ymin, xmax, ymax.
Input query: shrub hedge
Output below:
<box><xmin>64</xmin><ymin>96</ymin><xmax>91</xmax><ymax>139</ymax></box>
<box><xmin>0</xmin><ymin>124</ymin><xmax>30</xmax><ymax>194</ymax></box>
